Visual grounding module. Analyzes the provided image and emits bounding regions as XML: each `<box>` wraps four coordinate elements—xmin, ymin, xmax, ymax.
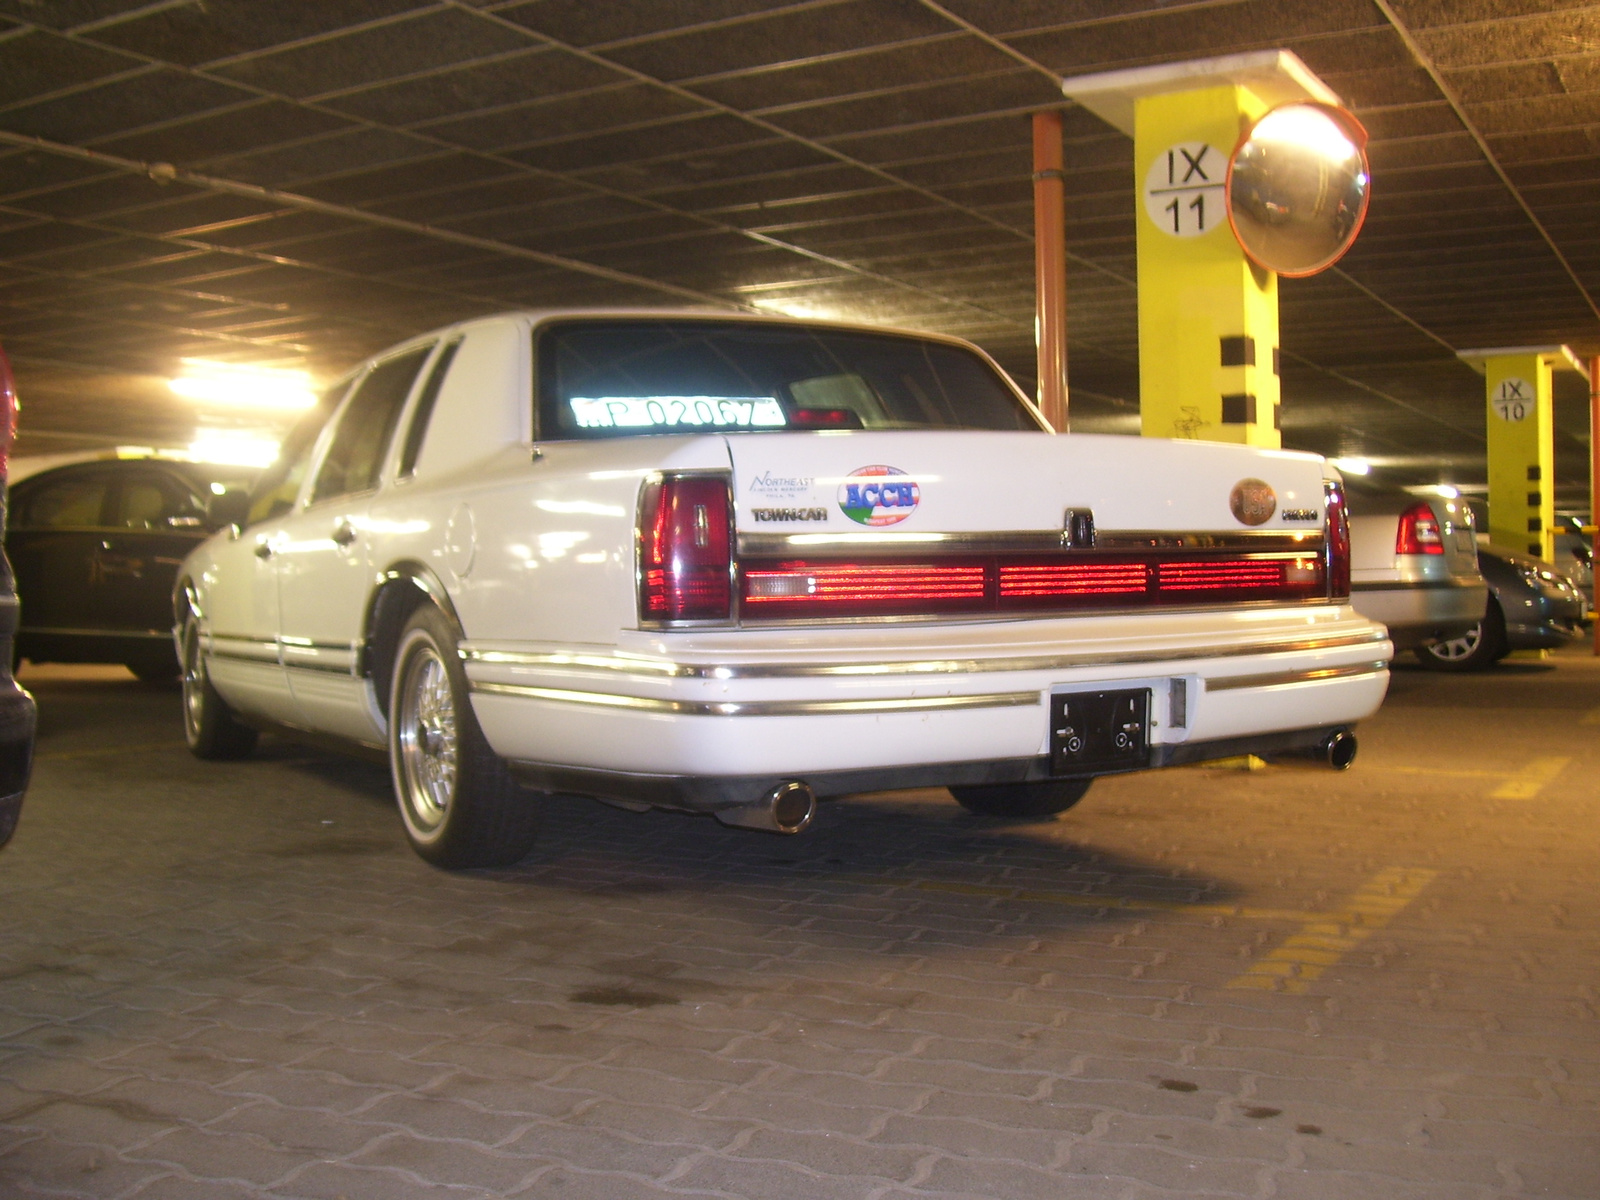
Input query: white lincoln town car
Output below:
<box><xmin>177</xmin><ymin>311</ymin><xmax>1391</xmax><ymax>867</ymax></box>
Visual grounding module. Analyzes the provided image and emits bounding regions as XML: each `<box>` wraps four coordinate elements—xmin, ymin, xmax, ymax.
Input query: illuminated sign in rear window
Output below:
<box><xmin>571</xmin><ymin>395</ymin><xmax>788</xmax><ymax>430</ymax></box>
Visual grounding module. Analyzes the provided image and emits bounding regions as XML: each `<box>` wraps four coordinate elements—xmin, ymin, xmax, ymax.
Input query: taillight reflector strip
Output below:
<box><xmin>1157</xmin><ymin>560</ymin><xmax>1286</xmax><ymax>590</ymax></box>
<box><xmin>999</xmin><ymin>562</ymin><xmax>1149</xmax><ymax>596</ymax></box>
<box><xmin>737</xmin><ymin>553</ymin><xmax>1326</xmax><ymax>619</ymax></box>
<box><xmin>745</xmin><ymin>563</ymin><xmax>986</xmax><ymax>606</ymax></box>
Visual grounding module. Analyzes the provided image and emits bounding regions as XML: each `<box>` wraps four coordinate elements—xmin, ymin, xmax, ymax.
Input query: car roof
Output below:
<box><xmin>10</xmin><ymin>455</ymin><xmax>257</xmax><ymax>490</ymax></box>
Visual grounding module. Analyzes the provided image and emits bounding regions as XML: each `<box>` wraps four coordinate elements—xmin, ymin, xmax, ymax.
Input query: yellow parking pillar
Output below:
<box><xmin>1063</xmin><ymin>52</ymin><xmax>1343</xmax><ymax>448</ymax></box>
<box><xmin>1460</xmin><ymin>346</ymin><xmax>1583</xmax><ymax>562</ymax></box>
<box><xmin>1133</xmin><ymin>85</ymin><xmax>1276</xmax><ymax>445</ymax></box>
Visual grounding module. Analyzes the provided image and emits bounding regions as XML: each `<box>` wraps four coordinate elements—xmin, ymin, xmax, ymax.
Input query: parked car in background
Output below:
<box><xmin>1418</xmin><ymin>545</ymin><xmax>1587</xmax><ymax>669</ymax></box>
<box><xmin>1343</xmin><ymin>479</ymin><xmax>1487</xmax><ymax>661</ymax></box>
<box><xmin>177</xmin><ymin>310</ymin><xmax>1391</xmax><ymax>869</ymax></box>
<box><xmin>0</xmin><ymin>345</ymin><xmax>37</xmax><ymax>848</ymax></box>
<box><xmin>1552</xmin><ymin>514</ymin><xmax>1593</xmax><ymax>608</ymax></box>
<box><xmin>7</xmin><ymin>456</ymin><xmax>255</xmax><ymax>680</ymax></box>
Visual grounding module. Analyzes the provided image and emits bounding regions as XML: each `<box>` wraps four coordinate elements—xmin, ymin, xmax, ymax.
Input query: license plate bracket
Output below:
<box><xmin>1050</xmin><ymin>687</ymin><xmax>1150</xmax><ymax>775</ymax></box>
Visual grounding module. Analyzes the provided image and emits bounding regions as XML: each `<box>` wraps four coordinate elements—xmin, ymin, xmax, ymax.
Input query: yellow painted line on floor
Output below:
<box><xmin>846</xmin><ymin>876</ymin><xmax>1330</xmax><ymax>924</ymax></box>
<box><xmin>1369</xmin><ymin>765</ymin><xmax>1502</xmax><ymax>779</ymax></box>
<box><xmin>1226</xmin><ymin>866</ymin><xmax>1437</xmax><ymax>995</ymax></box>
<box><xmin>1489</xmin><ymin>756</ymin><xmax>1570</xmax><ymax>799</ymax></box>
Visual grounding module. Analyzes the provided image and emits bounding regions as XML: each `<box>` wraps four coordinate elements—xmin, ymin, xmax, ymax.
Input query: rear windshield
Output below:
<box><xmin>536</xmin><ymin>320</ymin><xmax>1040</xmax><ymax>439</ymax></box>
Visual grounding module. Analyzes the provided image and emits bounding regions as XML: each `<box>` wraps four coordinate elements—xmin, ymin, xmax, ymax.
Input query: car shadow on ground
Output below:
<box><xmin>255</xmin><ymin>734</ymin><xmax>1245</xmax><ymax>927</ymax></box>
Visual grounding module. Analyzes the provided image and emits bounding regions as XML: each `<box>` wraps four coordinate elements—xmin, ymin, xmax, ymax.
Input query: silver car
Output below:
<box><xmin>1344</xmin><ymin>481</ymin><xmax>1487</xmax><ymax>663</ymax></box>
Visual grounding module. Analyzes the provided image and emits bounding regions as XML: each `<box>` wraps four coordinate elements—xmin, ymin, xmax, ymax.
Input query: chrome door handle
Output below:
<box><xmin>253</xmin><ymin>541</ymin><xmax>274</xmax><ymax>560</ymax></box>
<box><xmin>331</xmin><ymin>522</ymin><xmax>357</xmax><ymax>547</ymax></box>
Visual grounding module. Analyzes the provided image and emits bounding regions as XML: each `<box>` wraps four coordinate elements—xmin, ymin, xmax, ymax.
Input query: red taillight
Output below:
<box><xmin>1325</xmin><ymin>480</ymin><xmax>1352</xmax><ymax>598</ymax></box>
<box><xmin>1395</xmin><ymin>501</ymin><xmax>1444</xmax><ymax>556</ymax></box>
<box><xmin>638</xmin><ymin>474</ymin><xmax>732</xmax><ymax>622</ymax></box>
<box><xmin>0</xmin><ymin>345</ymin><xmax>16</xmax><ymax>481</ymax></box>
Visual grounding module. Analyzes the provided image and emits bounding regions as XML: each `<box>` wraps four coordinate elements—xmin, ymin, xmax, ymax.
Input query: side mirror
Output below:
<box><xmin>207</xmin><ymin>489</ymin><xmax>253</xmax><ymax>530</ymax></box>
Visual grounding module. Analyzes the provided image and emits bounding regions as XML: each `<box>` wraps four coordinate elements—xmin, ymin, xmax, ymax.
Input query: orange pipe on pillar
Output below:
<box><xmin>1032</xmin><ymin>110</ymin><xmax>1069</xmax><ymax>432</ymax></box>
<box><xmin>1591</xmin><ymin>356</ymin><xmax>1599</xmax><ymax>653</ymax></box>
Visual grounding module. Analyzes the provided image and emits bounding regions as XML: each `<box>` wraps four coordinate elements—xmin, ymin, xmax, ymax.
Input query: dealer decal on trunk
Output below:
<box><xmin>839</xmin><ymin>465</ymin><xmax>920</xmax><ymax>527</ymax></box>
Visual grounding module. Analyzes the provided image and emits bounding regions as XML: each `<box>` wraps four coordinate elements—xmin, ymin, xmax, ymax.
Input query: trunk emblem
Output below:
<box><xmin>1229</xmin><ymin>478</ymin><xmax>1277</xmax><ymax>526</ymax></box>
<box><xmin>839</xmin><ymin>465</ymin><xmax>920</xmax><ymax>527</ymax></box>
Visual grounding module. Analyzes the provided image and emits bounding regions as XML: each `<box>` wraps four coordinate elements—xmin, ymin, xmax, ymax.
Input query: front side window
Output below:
<box><xmin>310</xmin><ymin>346</ymin><xmax>430</xmax><ymax>505</ymax></box>
<box><xmin>112</xmin><ymin>477</ymin><xmax>198</xmax><ymax>529</ymax></box>
<box><xmin>536</xmin><ymin>320</ymin><xmax>1040</xmax><ymax>440</ymax></box>
<box><xmin>245</xmin><ymin>383</ymin><xmax>346</xmax><ymax>526</ymax></box>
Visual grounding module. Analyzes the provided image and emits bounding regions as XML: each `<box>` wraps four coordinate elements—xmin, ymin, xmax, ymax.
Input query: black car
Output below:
<box><xmin>0</xmin><ymin>345</ymin><xmax>37</xmax><ymax>848</ymax></box>
<box><xmin>1417</xmin><ymin>545</ymin><xmax>1587</xmax><ymax>670</ymax></box>
<box><xmin>7</xmin><ymin>456</ymin><xmax>255</xmax><ymax>680</ymax></box>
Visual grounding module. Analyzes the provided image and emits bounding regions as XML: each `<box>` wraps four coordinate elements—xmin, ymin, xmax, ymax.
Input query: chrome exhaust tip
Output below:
<box><xmin>714</xmin><ymin>781</ymin><xmax>817</xmax><ymax>835</ymax></box>
<box><xmin>1322</xmin><ymin>730</ymin><xmax>1357</xmax><ymax>770</ymax></box>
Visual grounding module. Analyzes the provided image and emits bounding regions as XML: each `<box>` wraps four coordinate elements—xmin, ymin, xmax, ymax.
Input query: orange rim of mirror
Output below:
<box><xmin>1225</xmin><ymin>102</ymin><xmax>1371</xmax><ymax>279</ymax></box>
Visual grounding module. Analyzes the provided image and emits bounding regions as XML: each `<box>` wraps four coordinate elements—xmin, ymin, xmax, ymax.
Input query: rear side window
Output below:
<box><xmin>310</xmin><ymin>347</ymin><xmax>430</xmax><ymax>505</ymax></box>
<box><xmin>16</xmin><ymin>473</ymin><xmax>109</xmax><ymax>528</ymax></box>
<box><xmin>396</xmin><ymin>338</ymin><xmax>461</xmax><ymax>478</ymax></box>
<box><xmin>536</xmin><ymin>320</ymin><xmax>1039</xmax><ymax>440</ymax></box>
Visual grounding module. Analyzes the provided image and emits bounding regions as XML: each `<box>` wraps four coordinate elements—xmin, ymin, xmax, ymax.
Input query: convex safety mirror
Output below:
<box><xmin>1225</xmin><ymin>102</ymin><xmax>1370</xmax><ymax>277</ymax></box>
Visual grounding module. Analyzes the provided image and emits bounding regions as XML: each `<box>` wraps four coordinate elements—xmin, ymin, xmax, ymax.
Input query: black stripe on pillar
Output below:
<box><xmin>1220</xmin><ymin>336</ymin><xmax>1255</xmax><ymax>367</ymax></box>
<box><xmin>1221</xmin><ymin>393</ymin><xmax>1255</xmax><ymax>424</ymax></box>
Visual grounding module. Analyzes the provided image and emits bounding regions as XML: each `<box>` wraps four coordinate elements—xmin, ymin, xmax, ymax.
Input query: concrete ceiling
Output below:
<box><xmin>1</xmin><ymin>0</ymin><xmax>1598</xmax><ymax>506</ymax></box>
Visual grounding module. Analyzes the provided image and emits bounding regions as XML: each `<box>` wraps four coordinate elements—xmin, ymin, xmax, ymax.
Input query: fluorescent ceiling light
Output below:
<box><xmin>748</xmin><ymin>298</ymin><xmax>841</xmax><ymax>321</ymax></box>
<box><xmin>1329</xmin><ymin>456</ymin><xmax>1371</xmax><ymax>475</ymax></box>
<box><xmin>170</xmin><ymin>360</ymin><xmax>316</xmax><ymax>411</ymax></box>
<box><xmin>186</xmin><ymin>430</ymin><xmax>281</xmax><ymax>468</ymax></box>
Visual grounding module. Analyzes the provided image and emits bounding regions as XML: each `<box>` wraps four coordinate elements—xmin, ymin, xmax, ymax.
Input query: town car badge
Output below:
<box><xmin>839</xmin><ymin>465</ymin><xmax>919</xmax><ymax>527</ymax></box>
<box><xmin>1229</xmin><ymin>478</ymin><xmax>1277</xmax><ymax>526</ymax></box>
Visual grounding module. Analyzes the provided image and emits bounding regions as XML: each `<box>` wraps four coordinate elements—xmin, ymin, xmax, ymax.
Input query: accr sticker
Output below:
<box><xmin>839</xmin><ymin>465</ymin><xmax>920</xmax><ymax>527</ymax></box>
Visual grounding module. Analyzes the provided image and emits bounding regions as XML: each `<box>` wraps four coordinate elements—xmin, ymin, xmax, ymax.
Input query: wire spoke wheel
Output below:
<box><xmin>387</xmin><ymin>605</ymin><xmax>540</xmax><ymax>867</ymax></box>
<box><xmin>396</xmin><ymin>645</ymin><xmax>459</xmax><ymax>834</ymax></box>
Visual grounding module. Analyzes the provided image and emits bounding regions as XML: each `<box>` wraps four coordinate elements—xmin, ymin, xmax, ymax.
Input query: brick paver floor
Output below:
<box><xmin>1</xmin><ymin>648</ymin><xmax>1596</xmax><ymax>1198</ymax></box>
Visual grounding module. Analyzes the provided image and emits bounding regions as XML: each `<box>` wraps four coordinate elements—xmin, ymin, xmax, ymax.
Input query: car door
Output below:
<box><xmin>98</xmin><ymin>468</ymin><xmax>211</xmax><ymax>651</ymax></box>
<box><xmin>200</xmin><ymin>410</ymin><xmax>339</xmax><ymax>727</ymax></box>
<box><xmin>275</xmin><ymin>345</ymin><xmax>432</xmax><ymax>743</ymax></box>
<box><xmin>6</xmin><ymin>467</ymin><xmax>114</xmax><ymax>648</ymax></box>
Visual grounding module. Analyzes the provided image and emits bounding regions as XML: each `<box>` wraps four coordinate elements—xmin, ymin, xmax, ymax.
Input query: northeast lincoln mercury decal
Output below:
<box><xmin>748</xmin><ymin>470</ymin><xmax>826</xmax><ymax>522</ymax></box>
<box><xmin>839</xmin><ymin>465</ymin><xmax>920</xmax><ymax>527</ymax></box>
<box><xmin>1229</xmin><ymin>478</ymin><xmax>1277</xmax><ymax>526</ymax></box>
